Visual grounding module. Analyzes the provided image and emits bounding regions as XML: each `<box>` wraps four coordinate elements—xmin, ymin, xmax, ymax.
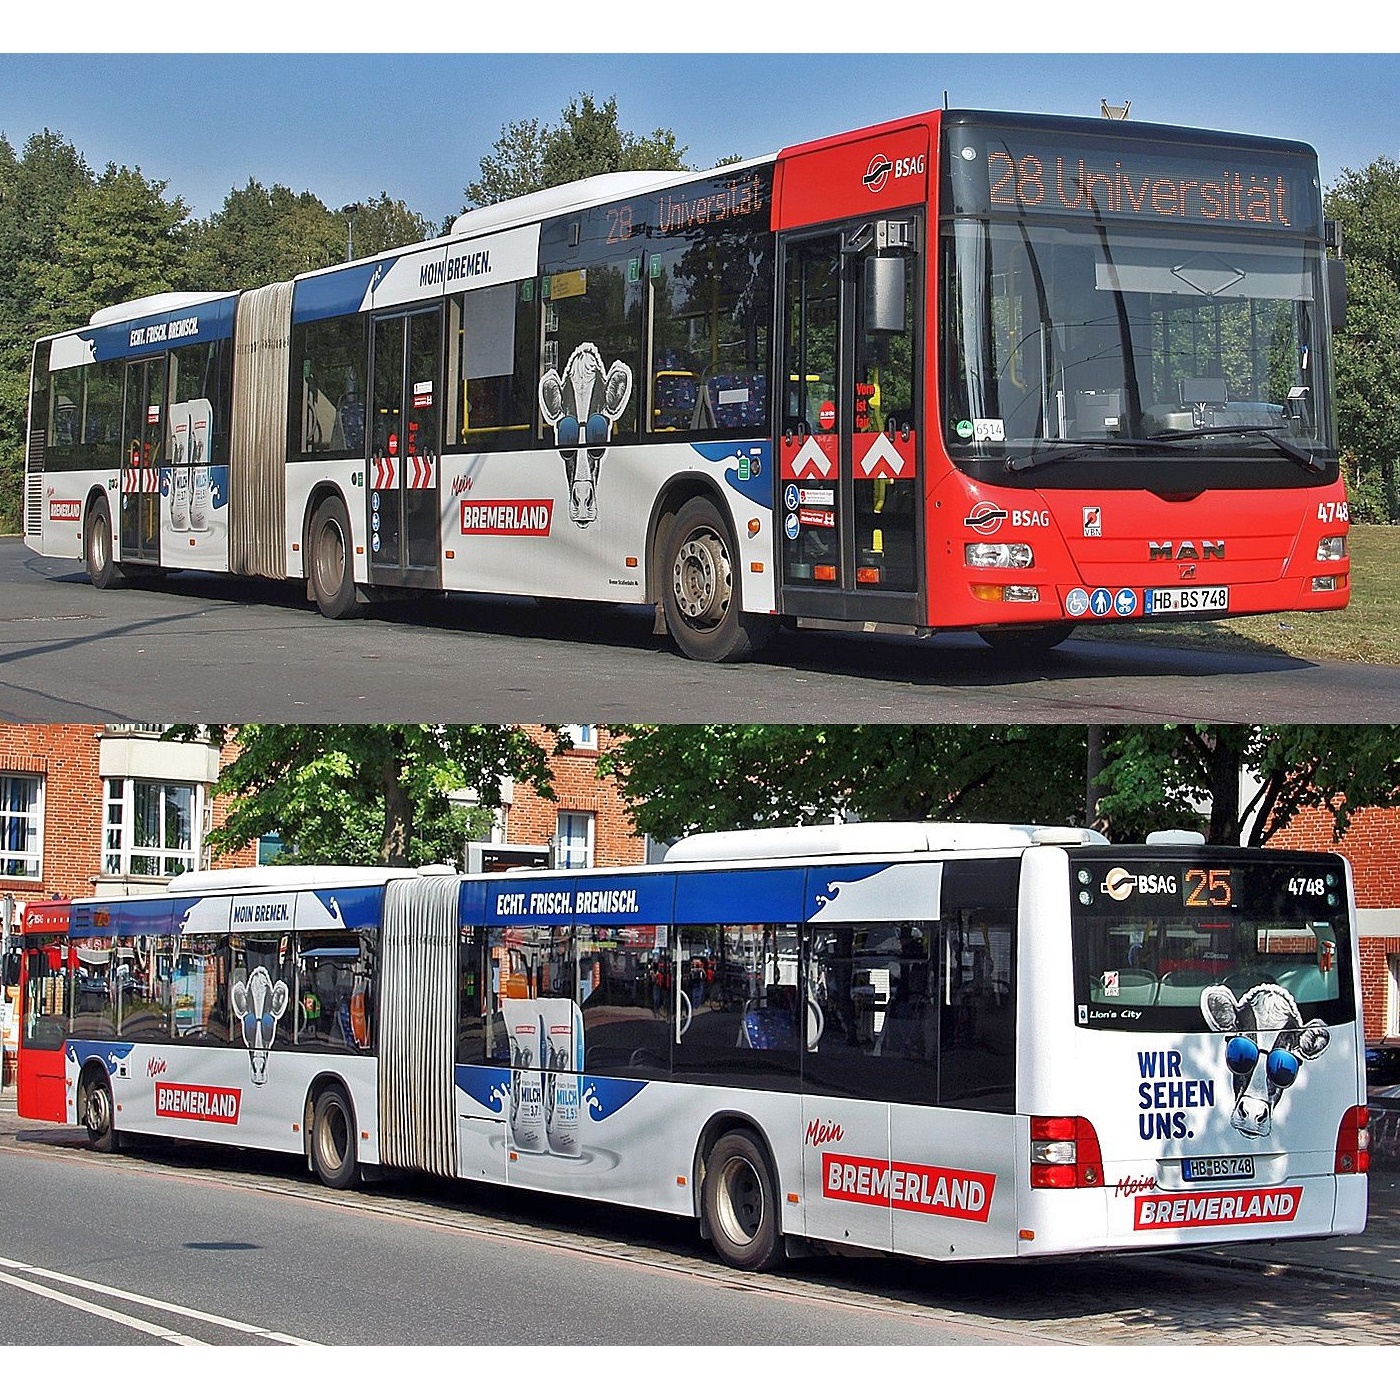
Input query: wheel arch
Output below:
<box><xmin>646</xmin><ymin>473</ymin><xmax>736</xmax><ymax>609</ymax></box>
<box><xmin>300</xmin><ymin>482</ymin><xmax>357</xmax><ymax>590</ymax></box>
<box><xmin>691</xmin><ymin>1110</ymin><xmax>782</xmax><ymax>1232</ymax></box>
<box><xmin>301</xmin><ymin>1069</ymin><xmax>359</xmax><ymax>1165</ymax></box>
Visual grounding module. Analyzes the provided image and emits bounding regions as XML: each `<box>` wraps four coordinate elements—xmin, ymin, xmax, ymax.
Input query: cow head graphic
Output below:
<box><xmin>231</xmin><ymin>966</ymin><xmax>290</xmax><ymax>1085</ymax></box>
<box><xmin>538</xmin><ymin>343</ymin><xmax>632</xmax><ymax>528</ymax></box>
<box><xmin>1200</xmin><ymin>983</ymin><xmax>1329</xmax><ymax>1139</ymax></box>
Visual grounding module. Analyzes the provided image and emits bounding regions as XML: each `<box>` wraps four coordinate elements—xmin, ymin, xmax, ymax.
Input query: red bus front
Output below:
<box><xmin>771</xmin><ymin>109</ymin><xmax>1346</xmax><ymax>649</ymax></box>
<box><xmin>16</xmin><ymin>901</ymin><xmax>72</xmax><ymax>1124</ymax></box>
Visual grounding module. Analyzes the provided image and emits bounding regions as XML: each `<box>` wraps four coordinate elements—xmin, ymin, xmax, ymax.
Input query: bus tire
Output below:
<box><xmin>977</xmin><ymin>623</ymin><xmax>1075</xmax><ymax>654</ymax></box>
<box><xmin>701</xmin><ymin>1129</ymin><xmax>784</xmax><ymax>1271</ymax></box>
<box><xmin>310</xmin><ymin>1084</ymin><xmax>358</xmax><ymax>1189</ymax></box>
<box><xmin>661</xmin><ymin>497</ymin><xmax>773</xmax><ymax>663</ymax></box>
<box><xmin>308</xmin><ymin>497</ymin><xmax>365</xmax><ymax>620</ymax></box>
<box><xmin>84</xmin><ymin>499</ymin><xmax>123</xmax><ymax>590</ymax></box>
<box><xmin>80</xmin><ymin>1069</ymin><xmax>121</xmax><ymax>1153</ymax></box>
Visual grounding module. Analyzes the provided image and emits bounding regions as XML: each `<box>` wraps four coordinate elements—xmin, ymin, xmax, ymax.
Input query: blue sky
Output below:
<box><xmin>4</xmin><ymin>35</ymin><xmax>1400</xmax><ymax>227</ymax></box>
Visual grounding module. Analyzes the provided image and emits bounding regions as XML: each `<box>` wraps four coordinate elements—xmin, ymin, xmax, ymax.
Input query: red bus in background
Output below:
<box><xmin>15</xmin><ymin>900</ymin><xmax>72</xmax><ymax>1124</ymax></box>
<box><xmin>25</xmin><ymin>108</ymin><xmax>1348</xmax><ymax>662</ymax></box>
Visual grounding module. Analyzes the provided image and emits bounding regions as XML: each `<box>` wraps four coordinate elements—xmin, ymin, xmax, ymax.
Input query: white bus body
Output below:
<box><xmin>19</xmin><ymin>825</ymin><xmax>1368</xmax><ymax>1269</ymax></box>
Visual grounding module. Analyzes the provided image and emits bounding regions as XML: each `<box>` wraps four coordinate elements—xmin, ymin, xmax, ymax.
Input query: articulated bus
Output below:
<box><xmin>16</xmin><ymin>824</ymin><xmax>1368</xmax><ymax>1270</ymax></box>
<box><xmin>24</xmin><ymin>107</ymin><xmax>1348</xmax><ymax>662</ymax></box>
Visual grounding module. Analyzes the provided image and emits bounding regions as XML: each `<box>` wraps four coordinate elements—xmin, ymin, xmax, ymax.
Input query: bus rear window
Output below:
<box><xmin>1068</xmin><ymin>854</ymin><xmax>1354</xmax><ymax>1031</ymax></box>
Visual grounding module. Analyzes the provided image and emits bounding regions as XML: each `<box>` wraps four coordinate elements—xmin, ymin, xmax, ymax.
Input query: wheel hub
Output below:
<box><xmin>673</xmin><ymin>534</ymin><xmax>731</xmax><ymax>625</ymax></box>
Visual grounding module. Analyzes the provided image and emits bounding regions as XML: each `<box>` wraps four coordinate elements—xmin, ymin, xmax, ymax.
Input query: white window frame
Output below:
<box><xmin>556</xmin><ymin>810</ymin><xmax>595</xmax><ymax>870</ymax></box>
<box><xmin>0</xmin><ymin>772</ymin><xmax>44</xmax><ymax>881</ymax></box>
<box><xmin>563</xmin><ymin>724</ymin><xmax>599</xmax><ymax>751</ymax></box>
<box><xmin>103</xmin><ymin>776</ymin><xmax>205</xmax><ymax>879</ymax></box>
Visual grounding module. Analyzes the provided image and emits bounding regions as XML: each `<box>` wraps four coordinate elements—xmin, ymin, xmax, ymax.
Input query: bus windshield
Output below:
<box><xmin>943</xmin><ymin>220</ymin><xmax>1334</xmax><ymax>475</ymax></box>
<box><xmin>1068</xmin><ymin>853</ymin><xmax>1355</xmax><ymax>1034</ymax></box>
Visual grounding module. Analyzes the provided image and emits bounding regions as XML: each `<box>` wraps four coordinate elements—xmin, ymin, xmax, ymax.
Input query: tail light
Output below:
<box><xmin>1030</xmin><ymin>1115</ymin><xmax>1104</xmax><ymax>1188</ymax></box>
<box><xmin>1335</xmin><ymin>1105</ymin><xmax>1370</xmax><ymax>1174</ymax></box>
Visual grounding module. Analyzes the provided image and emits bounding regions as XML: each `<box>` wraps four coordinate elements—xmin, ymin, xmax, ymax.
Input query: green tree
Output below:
<box><xmin>602</xmin><ymin>724</ymin><xmax>1400</xmax><ymax>847</ymax></box>
<box><xmin>1094</xmin><ymin>724</ymin><xmax>1400</xmax><ymax>845</ymax></box>
<box><xmin>193</xmin><ymin>725</ymin><xmax>564</xmax><ymax>867</ymax></box>
<box><xmin>599</xmin><ymin>725</ymin><xmax>1089</xmax><ymax>840</ymax></box>
<box><xmin>465</xmin><ymin>93</ymin><xmax>687</xmax><ymax>209</ymax></box>
<box><xmin>30</xmin><ymin>163</ymin><xmax>191</xmax><ymax>332</ymax></box>
<box><xmin>1325</xmin><ymin>157</ymin><xmax>1400</xmax><ymax>522</ymax></box>
<box><xmin>0</xmin><ymin>129</ymin><xmax>94</xmax><ymax>531</ymax></box>
<box><xmin>341</xmin><ymin>192</ymin><xmax>436</xmax><ymax>260</ymax></box>
<box><xmin>186</xmin><ymin>179</ymin><xmax>344</xmax><ymax>289</ymax></box>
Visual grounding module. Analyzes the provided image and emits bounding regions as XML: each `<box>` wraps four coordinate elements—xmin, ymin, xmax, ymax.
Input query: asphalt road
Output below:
<box><xmin>2</xmin><ymin>539</ymin><xmax>1398</xmax><ymax>723</ymax></box>
<box><xmin>1</xmin><ymin>1092</ymin><xmax>1395</xmax><ymax>1359</ymax></box>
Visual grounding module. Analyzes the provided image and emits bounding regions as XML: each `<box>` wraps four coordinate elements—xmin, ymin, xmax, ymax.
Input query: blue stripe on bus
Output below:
<box><xmin>292</xmin><ymin>261</ymin><xmax>396</xmax><ymax>324</ymax></box>
<box><xmin>82</xmin><ymin>296</ymin><xmax>239</xmax><ymax>363</ymax></box>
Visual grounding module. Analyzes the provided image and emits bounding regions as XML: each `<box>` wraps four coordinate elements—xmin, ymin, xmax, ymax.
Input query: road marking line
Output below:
<box><xmin>0</xmin><ymin>1254</ymin><xmax>319</xmax><ymax>1345</ymax></box>
<box><xmin>0</xmin><ymin>1269</ymin><xmax>209</xmax><ymax>1344</ymax></box>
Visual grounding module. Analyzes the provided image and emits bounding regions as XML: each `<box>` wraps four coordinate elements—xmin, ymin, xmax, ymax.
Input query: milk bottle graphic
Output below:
<box><xmin>169</xmin><ymin>411</ymin><xmax>190</xmax><ymax>530</ymax></box>
<box><xmin>170</xmin><ymin>466</ymin><xmax>190</xmax><ymax>530</ymax></box>
<box><xmin>189</xmin><ymin>464</ymin><xmax>211</xmax><ymax>532</ymax></box>
<box><xmin>544</xmin><ymin>1001</ymin><xmax>583</xmax><ymax>1157</ymax></box>
<box><xmin>187</xmin><ymin>400</ymin><xmax>213</xmax><ymax>532</ymax></box>
<box><xmin>508</xmin><ymin>1009</ymin><xmax>547</xmax><ymax>1153</ymax></box>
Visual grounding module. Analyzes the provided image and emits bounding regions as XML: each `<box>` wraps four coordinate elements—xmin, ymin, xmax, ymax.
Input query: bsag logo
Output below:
<box><xmin>964</xmin><ymin>502</ymin><xmax>1008</xmax><ymax>535</ymax></box>
<box><xmin>862</xmin><ymin>154</ymin><xmax>894</xmax><ymax>193</ymax></box>
<box><xmin>1102</xmin><ymin>867</ymin><xmax>1178</xmax><ymax>900</ymax></box>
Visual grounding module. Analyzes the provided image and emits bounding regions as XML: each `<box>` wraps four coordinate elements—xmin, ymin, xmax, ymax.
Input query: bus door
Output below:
<box><xmin>777</xmin><ymin>219</ymin><xmax>920</xmax><ymax>622</ymax></box>
<box><xmin>120</xmin><ymin>354</ymin><xmax>166</xmax><ymax>564</ymax></box>
<box><xmin>368</xmin><ymin>308</ymin><xmax>443</xmax><ymax>590</ymax></box>
<box><xmin>17</xmin><ymin>935</ymin><xmax>70</xmax><ymax>1123</ymax></box>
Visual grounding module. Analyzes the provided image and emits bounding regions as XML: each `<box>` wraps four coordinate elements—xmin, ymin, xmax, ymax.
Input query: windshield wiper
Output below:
<box><xmin>1006</xmin><ymin>437</ymin><xmax>1184</xmax><ymax>473</ymax></box>
<box><xmin>1148</xmin><ymin>424</ymin><xmax>1333</xmax><ymax>474</ymax></box>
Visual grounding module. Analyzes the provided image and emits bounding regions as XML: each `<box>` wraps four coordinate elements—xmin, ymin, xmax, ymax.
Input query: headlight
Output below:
<box><xmin>965</xmin><ymin>541</ymin><xmax>1034</xmax><ymax>569</ymax></box>
<box><xmin>1316</xmin><ymin>535</ymin><xmax>1348</xmax><ymax>562</ymax></box>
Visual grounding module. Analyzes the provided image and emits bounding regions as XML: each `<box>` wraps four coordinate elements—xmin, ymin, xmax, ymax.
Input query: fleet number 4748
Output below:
<box><xmin>1318</xmin><ymin>502</ymin><xmax>1349</xmax><ymax>523</ymax></box>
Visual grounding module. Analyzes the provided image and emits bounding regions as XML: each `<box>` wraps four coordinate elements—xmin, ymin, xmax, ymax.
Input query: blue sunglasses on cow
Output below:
<box><xmin>1226</xmin><ymin>1035</ymin><xmax>1301</xmax><ymax>1087</ymax></box>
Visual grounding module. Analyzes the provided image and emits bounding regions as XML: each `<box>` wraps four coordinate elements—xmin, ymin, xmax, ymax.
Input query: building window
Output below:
<box><xmin>103</xmin><ymin>778</ymin><xmax>203</xmax><ymax>878</ymax></box>
<box><xmin>556</xmin><ymin>811</ymin><xmax>594</xmax><ymax>870</ymax></box>
<box><xmin>0</xmin><ymin>774</ymin><xmax>43</xmax><ymax>880</ymax></box>
<box><xmin>563</xmin><ymin>724</ymin><xmax>598</xmax><ymax>751</ymax></box>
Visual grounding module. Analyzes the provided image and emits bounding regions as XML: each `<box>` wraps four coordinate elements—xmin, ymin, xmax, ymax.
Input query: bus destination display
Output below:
<box><xmin>948</xmin><ymin>124</ymin><xmax>1322</xmax><ymax>232</ymax></box>
<box><xmin>1072</xmin><ymin>857</ymin><xmax>1343</xmax><ymax>918</ymax></box>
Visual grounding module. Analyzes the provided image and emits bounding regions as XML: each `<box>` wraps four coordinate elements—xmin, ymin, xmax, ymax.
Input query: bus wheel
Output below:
<box><xmin>310</xmin><ymin>1085</ymin><xmax>358</xmax><ymax>1189</ymax></box>
<box><xmin>308</xmin><ymin>498</ymin><xmax>366</xmax><ymax>620</ymax></box>
<box><xmin>84</xmin><ymin>500</ymin><xmax>123</xmax><ymax>590</ymax></box>
<box><xmin>977</xmin><ymin>623</ymin><xmax>1075</xmax><ymax>654</ymax></box>
<box><xmin>701</xmin><ymin>1129</ymin><xmax>784</xmax><ymax>1271</ymax></box>
<box><xmin>662</xmin><ymin>498</ymin><xmax>773</xmax><ymax>663</ymax></box>
<box><xmin>80</xmin><ymin>1070</ymin><xmax>121</xmax><ymax>1153</ymax></box>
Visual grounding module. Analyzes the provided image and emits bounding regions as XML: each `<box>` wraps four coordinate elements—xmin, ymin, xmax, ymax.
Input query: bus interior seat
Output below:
<box><xmin>1276</xmin><ymin>966</ymin><xmax>1333</xmax><ymax>1003</ymax></box>
<box><xmin>1156</xmin><ymin>968</ymin><xmax>1217</xmax><ymax>1006</ymax></box>
<box><xmin>652</xmin><ymin>370</ymin><xmax>698</xmax><ymax>430</ymax></box>
<box><xmin>693</xmin><ymin>372</ymin><xmax>767</xmax><ymax>431</ymax></box>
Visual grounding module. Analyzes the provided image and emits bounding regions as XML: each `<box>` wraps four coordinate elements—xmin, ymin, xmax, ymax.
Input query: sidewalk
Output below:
<box><xmin>1186</xmin><ymin>1103</ymin><xmax>1400</xmax><ymax>1290</ymax></box>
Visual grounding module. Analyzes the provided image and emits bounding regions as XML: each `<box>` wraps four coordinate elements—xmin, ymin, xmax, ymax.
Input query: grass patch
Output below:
<box><xmin>1102</xmin><ymin>524</ymin><xmax>1400</xmax><ymax>665</ymax></box>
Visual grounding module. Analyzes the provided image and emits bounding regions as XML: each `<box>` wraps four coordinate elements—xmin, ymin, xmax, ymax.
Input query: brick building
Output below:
<box><xmin>1268</xmin><ymin>807</ymin><xmax>1400</xmax><ymax>1044</ymax></box>
<box><xmin>481</xmin><ymin>725</ymin><xmax>649</xmax><ymax>870</ymax></box>
<box><xmin>0</xmin><ymin>724</ymin><xmax>256</xmax><ymax>919</ymax></box>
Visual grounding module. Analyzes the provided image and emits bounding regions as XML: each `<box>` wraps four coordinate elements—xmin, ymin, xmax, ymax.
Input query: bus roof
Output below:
<box><xmin>663</xmin><ymin>822</ymin><xmax>1109</xmax><ymax>864</ymax></box>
